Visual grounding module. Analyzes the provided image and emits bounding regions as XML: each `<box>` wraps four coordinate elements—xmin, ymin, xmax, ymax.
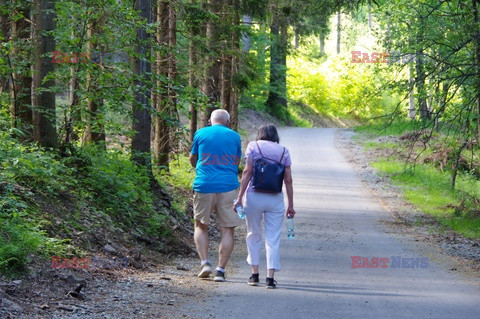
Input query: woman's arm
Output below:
<box><xmin>233</xmin><ymin>157</ymin><xmax>253</xmax><ymax>210</ymax></box>
<box><xmin>284</xmin><ymin>166</ymin><xmax>296</xmax><ymax>218</ymax></box>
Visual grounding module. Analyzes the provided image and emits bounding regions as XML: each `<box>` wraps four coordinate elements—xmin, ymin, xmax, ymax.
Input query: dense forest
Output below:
<box><xmin>0</xmin><ymin>0</ymin><xmax>479</xmax><ymax>275</ymax></box>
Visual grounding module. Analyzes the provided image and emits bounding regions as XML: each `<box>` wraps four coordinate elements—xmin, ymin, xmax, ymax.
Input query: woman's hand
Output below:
<box><xmin>286</xmin><ymin>206</ymin><xmax>296</xmax><ymax>219</ymax></box>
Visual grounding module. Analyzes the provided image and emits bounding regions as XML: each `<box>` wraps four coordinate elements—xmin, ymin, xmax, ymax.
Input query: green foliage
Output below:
<box><xmin>240</xmin><ymin>26</ymin><xmax>270</xmax><ymax>112</ymax></box>
<box><xmin>287</xmin><ymin>52</ymin><xmax>400</xmax><ymax>120</ymax></box>
<box><xmin>0</xmin><ymin>130</ymin><xmax>71</xmax><ymax>275</ymax></box>
<box><xmin>161</xmin><ymin>154</ymin><xmax>195</xmax><ymax>190</ymax></box>
<box><xmin>0</xmin><ymin>117</ymin><xmax>173</xmax><ymax>273</ymax></box>
<box><xmin>1</xmin><ymin>134</ymin><xmax>73</xmax><ymax>195</ymax></box>
<box><xmin>0</xmin><ymin>218</ymin><xmax>44</xmax><ymax>274</ymax></box>
<box><xmin>372</xmin><ymin>159</ymin><xmax>480</xmax><ymax>238</ymax></box>
<box><xmin>354</xmin><ymin>119</ymin><xmax>422</xmax><ymax>137</ymax></box>
<box><xmin>154</xmin><ymin>154</ymin><xmax>195</xmax><ymax>218</ymax></box>
<box><xmin>78</xmin><ymin>146</ymin><xmax>154</xmax><ymax>223</ymax></box>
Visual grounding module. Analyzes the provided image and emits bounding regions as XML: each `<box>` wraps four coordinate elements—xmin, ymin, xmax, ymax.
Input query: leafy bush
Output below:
<box><xmin>287</xmin><ymin>54</ymin><xmax>400</xmax><ymax>120</ymax></box>
<box><xmin>78</xmin><ymin>146</ymin><xmax>154</xmax><ymax>223</ymax></box>
<box><xmin>0</xmin><ymin>132</ymin><xmax>73</xmax><ymax>195</ymax></box>
<box><xmin>161</xmin><ymin>154</ymin><xmax>195</xmax><ymax>189</ymax></box>
<box><xmin>0</xmin><ymin>217</ymin><xmax>44</xmax><ymax>274</ymax></box>
<box><xmin>0</xmin><ymin>124</ymin><xmax>174</xmax><ymax>273</ymax></box>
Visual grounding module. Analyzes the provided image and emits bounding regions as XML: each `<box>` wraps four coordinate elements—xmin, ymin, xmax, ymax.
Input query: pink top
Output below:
<box><xmin>245</xmin><ymin>140</ymin><xmax>292</xmax><ymax>192</ymax></box>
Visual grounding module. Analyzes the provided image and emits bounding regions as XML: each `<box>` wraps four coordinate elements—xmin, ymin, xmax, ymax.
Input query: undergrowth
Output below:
<box><xmin>357</xmin><ymin>120</ymin><xmax>480</xmax><ymax>239</ymax></box>
<box><xmin>0</xmin><ymin>127</ymin><xmax>174</xmax><ymax>276</ymax></box>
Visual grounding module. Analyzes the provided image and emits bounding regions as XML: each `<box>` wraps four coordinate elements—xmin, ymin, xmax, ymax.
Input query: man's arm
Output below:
<box><xmin>189</xmin><ymin>153</ymin><xmax>198</xmax><ymax>168</ymax></box>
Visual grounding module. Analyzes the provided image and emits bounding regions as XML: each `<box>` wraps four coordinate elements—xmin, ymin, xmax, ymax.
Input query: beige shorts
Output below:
<box><xmin>193</xmin><ymin>188</ymin><xmax>241</xmax><ymax>227</ymax></box>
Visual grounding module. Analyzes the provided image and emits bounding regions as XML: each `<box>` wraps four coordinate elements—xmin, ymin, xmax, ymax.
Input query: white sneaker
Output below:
<box><xmin>197</xmin><ymin>262</ymin><xmax>212</xmax><ymax>278</ymax></box>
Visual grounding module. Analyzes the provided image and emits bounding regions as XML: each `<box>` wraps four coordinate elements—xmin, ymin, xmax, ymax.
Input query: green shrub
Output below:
<box><xmin>287</xmin><ymin>54</ymin><xmax>400</xmax><ymax>120</ymax></box>
<box><xmin>76</xmin><ymin>146</ymin><xmax>155</xmax><ymax>224</ymax></box>
<box><xmin>372</xmin><ymin>159</ymin><xmax>480</xmax><ymax>238</ymax></box>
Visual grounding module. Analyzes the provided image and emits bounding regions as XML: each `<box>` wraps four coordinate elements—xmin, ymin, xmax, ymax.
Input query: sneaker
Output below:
<box><xmin>213</xmin><ymin>270</ymin><xmax>226</xmax><ymax>282</ymax></box>
<box><xmin>248</xmin><ymin>274</ymin><xmax>259</xmax><ymax>286</ymax></box>
<box><xmin>197</xmin><ymin>262</ymin><xmax>212</xmax><ymax>278</ymax></box>
<box><xmin>266</xmin><ymin>277</ymin><xmax>277</xmax><ymax>289</ymax></box>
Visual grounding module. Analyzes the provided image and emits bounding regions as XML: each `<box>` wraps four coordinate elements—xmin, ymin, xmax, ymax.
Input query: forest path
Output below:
<box><xmin>187</xmin><ymin>127</ymin><xmax>480</xmax><ymax>319</ymax></box>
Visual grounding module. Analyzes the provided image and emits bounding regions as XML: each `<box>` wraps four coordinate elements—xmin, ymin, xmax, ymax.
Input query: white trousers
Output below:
<box><xmin>245</xmin><ymin>191</ymin><xmax>285</xmax><ymax>271</ymax></box>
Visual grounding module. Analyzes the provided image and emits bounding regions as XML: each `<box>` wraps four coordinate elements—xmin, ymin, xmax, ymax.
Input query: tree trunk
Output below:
<box><xmin>415</xmin><ymin>17</ymin><xmax>429</xmax><ymax>120</ymax></box>
<box><xmin>220</xmin><ymin>48</ymin><xmax>231</xmax><ymax>113</ymax></box>
<box><xmin>229</xmin><ymin>7</ymin><xmax>240</xmax><ymax>131</ymax></box>
<box><xmin>473</xmin><ymin>0</ymin><xmax>480</xmax><ymax>141</ymax></box>
<box><xmin>65</xmin><ymin>65</ymin><xmax>79</xmax><ymax>144</ymax></box>
<box><xmin>188</xmin><ymin>11</ymin><xmax>198</xmax><ymax>142</ymax></box>
<box><xmin>82</xmin><ymin>20</ymin><xmax>106</xmax><ymax>146</ymax></box>
<box><xmin>319</xmin><ymin>31</ymin><xmax>325</xmax><ymax>54</ymax></box>
<box><xmin>219</xmin><ymin>0</ymin><xmax>240</xmax><ymax>130</ymax></box>
<box><xmin>132</xmin><ymin>0</ymin><xmax>152</xmax><ymax>168</ymax></box>
<box><xmin>0</xmin><ymin>0</ymin><xmax>10</xmax><ymax>97</ymax></box>
<box><xmin>167</xmin><ymin>2</ymin><xmax>177</xmax><ymax>153</ymax></box>
<box><xmin>242</xmin><ymin>15</ymin><xmax>252</xmax><ymax>53</ymax></box>
<box><xmin>153</xmin><ymin>0</ymin><xmax>174</xmax><ymax>167</ymax></box>
<box><xmin>229</xmin><ymin>56</ymin><xmax>239</xmax><ymax>130</ymax></box>
<box><xmin>368</xmin><ymin>3</ymin><xmax>372</xmax><ymax>29</ymax></box>
<box><xmin>32</xmin><ymin>0</ymin><xmax>57</xmax><ymax>148</ymax></box>
<box><xmin>11</xmin><ymin>5</ymin><xmax>33</xmax><ymax>141</ymax></box>
<box><xmin>408</xmin><ymin>66</ymin><xmax>416</xmax><ymax>119</ymax></box>
<box><xmin>200</xmin><ymin>0</ymin><xmax>222</xmax><ymax>127</ymax></box>
<box><xmin>63</xmin><ymin>21</ymin><xmax>80</xmax><ymax>146</ymax></box>
<box><xmin>336</xmin><ymin>12</ymin><xmax>341</xmax><ymax>54</ymax></box>
<box><xmin>220</xmin><ymin>3</ymin><xmax>230</xmax><ymax>113</ymax></box>
<box><xmin>266</xmin><ymin>7</ymin><xmax>288</xmax><ymax>118</ymax></box>
<box><xmin>293</xmin><ymin>25</ymin><xmax>299</xmax><ymax>50</ymax></box>
<box><xmin>415</xmin><ymin>59</ymin><xmax>429</xmax><ymax>120</ymax></box>
<box><xmin>451</xmin><ymin>141</ymin><xmax>468</xmax><ymax>189</ymax></box>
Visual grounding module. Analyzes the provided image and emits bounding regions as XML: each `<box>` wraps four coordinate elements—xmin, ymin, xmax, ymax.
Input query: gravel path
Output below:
<box><xmin>3</xmin><ymin>127</ymin><xmax>479</xmax><ymax>319</ymax></box>
<box><xmin>182</xmin><ymin>127</ymin><xmax>480</xmax><ymax>319</ymax></box>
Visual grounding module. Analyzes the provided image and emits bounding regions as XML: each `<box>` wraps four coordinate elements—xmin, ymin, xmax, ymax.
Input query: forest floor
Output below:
<box><xmin>1</xmin><ymin>111</ymin><xmax>479</xmax><ymax>318</ymax></box>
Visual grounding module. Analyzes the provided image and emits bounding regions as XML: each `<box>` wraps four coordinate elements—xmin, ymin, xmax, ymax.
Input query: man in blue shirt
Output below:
<box><xmin>189</xmin><ymin>109</ymin><xmax>242</xmax><ymax>282</ymax></box>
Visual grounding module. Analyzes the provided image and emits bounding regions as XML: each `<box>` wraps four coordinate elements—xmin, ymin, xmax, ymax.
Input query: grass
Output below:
<box><xmin>372</xmin><ymin>159</ymin><xmax>480</xmax><ymax>238</ymax></box>
<box><xmin>355</xmin><ymin>119</ymin><xmax>424</xmax><ymax>137</ymax></box>
<box><xmin>286</xmin><ymin>101</ymin><xmax>315</xmax><ymax>128</ymax></box>
<box><xmin>363</xmin><ymin>141</ymin><xmax>398</xmax><ymax>150</ymax></box>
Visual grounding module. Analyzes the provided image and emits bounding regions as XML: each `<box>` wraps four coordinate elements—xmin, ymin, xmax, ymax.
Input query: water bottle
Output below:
<box><xmin>286</xmin><ymin>217</ymin><xmax>295</xmax><ymax>240</ymax></box>
<box><xmin>234</xmin><ymin>201</ymin><xmax>246</xmax><ymax>220</ymax></box>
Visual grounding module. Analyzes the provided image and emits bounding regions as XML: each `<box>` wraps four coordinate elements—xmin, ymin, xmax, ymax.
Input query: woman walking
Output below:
<box><xmin>233</xmin><ymin>125</ymin><xmax>296</xmax><ymax>289</ymax></box>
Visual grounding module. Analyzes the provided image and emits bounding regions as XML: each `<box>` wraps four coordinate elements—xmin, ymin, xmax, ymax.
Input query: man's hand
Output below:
<box><xmin>189</xmin><ymin>154</ymin><xmax>198</xmax><ymax>168</ymax></box>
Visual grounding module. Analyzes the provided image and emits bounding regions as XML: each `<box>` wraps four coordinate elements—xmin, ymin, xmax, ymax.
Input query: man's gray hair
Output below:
<box><xmin>210</xmin><ymin>109</ymin><xmax>230</xmax><ymax>124</ymax></box>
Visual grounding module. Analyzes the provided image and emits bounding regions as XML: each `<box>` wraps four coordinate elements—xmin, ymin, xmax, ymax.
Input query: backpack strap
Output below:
<box><xmin>255</xmin><ymin>141</ymin><xmax>263</xmax><ymax>157</ymax></box>
<box><xmin>255</xmin><ymin>141</ymin><xmax>286</xmax><ymax>164</ymax></box>
<box><xmin>279</xmin><ymin>147</ymin><xmax>286</xmax><ymax>163</ymax></box>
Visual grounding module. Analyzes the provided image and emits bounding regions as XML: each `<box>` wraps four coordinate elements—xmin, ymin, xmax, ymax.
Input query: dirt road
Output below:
<box><xmin>187</xmin><ymin>128</ymin><xmax>480</xmax><ymax>319</ymax></box>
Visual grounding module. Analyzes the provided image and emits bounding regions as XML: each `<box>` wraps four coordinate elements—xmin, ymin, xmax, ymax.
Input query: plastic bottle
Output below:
<box><xmin>286</xmin><ymin>217</ymin><xmax>295</xmax><ymax>240</ymax></box>
<box><xmin>234</xmin><ymin>201</ymin><xmax>246</xmax><ymax>220</ymax></box>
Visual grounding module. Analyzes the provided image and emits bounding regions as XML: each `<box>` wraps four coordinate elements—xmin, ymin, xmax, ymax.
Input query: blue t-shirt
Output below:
<box><xmin>191</xmin><ymin>124</ymin><xmax>241</xmax><ymax>193</ymax></box>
